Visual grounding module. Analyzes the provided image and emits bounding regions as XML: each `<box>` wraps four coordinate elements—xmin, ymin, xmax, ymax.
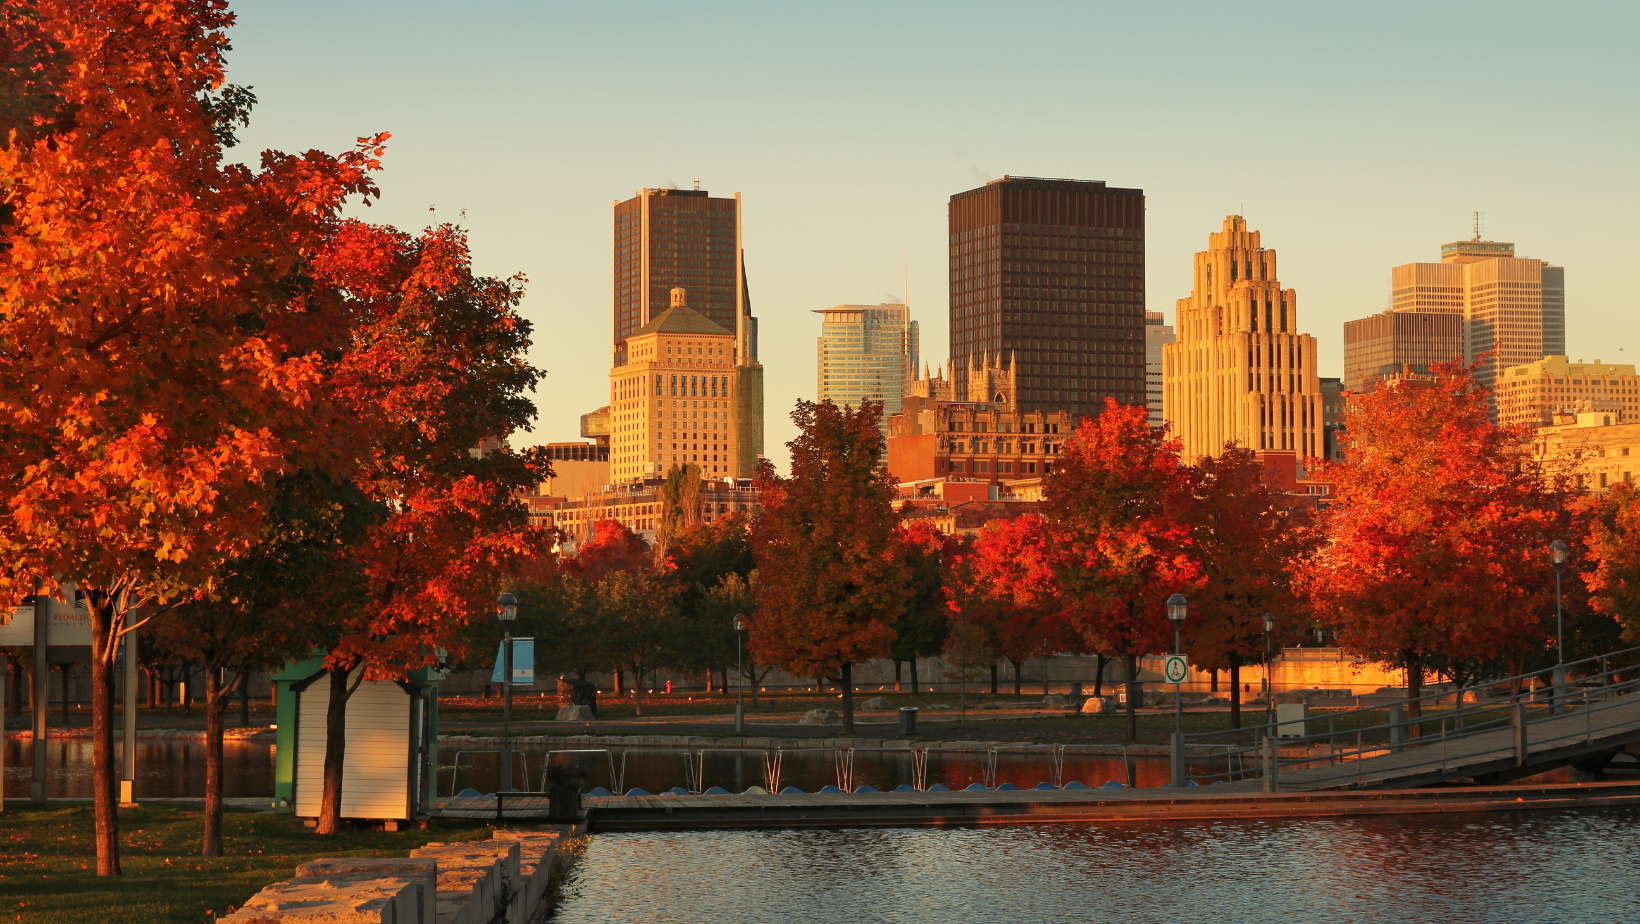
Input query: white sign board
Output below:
<box><xmin>1163</xmin><ymin>654</ymin><xmax>1189</xmax><ymax>686</ymax></box>
<box><xmin>0</xmin><ymin>586</ymin><xmax>92</xmax><ymax>647</ymax></box>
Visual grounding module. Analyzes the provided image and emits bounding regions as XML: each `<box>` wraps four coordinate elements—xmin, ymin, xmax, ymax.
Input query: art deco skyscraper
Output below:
<box><xmin>1163</xmin><ymin>216</ymin><xmax>1322</xmax><ymax>462</ymax></box>
<box><xmin>948</xmin><ymin>176</ymin><xmax>1146</xmax><ymax>419</ymax></box>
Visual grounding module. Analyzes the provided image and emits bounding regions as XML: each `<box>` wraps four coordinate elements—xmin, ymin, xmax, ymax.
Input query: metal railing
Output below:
<box><xmin>446</xmin><ymin>749</ymin><xmax>533</xmax><ymax>796</ymax></box>
<box><xmin>1175</xmin><ymin>646</ymin><xmax>1640</xmax><ymax>790</ymax></box>
<box><xmin>537</xmin><ymin>749</ymin><xmax>619</xmax><ymax>794</ymax></box>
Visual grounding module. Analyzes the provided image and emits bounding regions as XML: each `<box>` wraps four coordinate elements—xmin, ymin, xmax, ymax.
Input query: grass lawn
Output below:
<box><xmin>0</xmin><ymin>804</ymin><xmax>491</xmax><ymax>924</ymax></box>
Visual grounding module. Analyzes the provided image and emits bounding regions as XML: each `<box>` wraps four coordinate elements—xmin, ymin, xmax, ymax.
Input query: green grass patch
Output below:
<box><xmin>0</xmin><ymin>804</ymin><xmax>491</xmax><ymax>924</ymax></box>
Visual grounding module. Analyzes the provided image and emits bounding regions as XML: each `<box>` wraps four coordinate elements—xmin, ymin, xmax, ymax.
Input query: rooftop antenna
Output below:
<box><xmin>693</xmin><ymin>176</ymin><xmax>700</xmax><ymax>190</ymax></box>
<box><xmin>1473</xmin><ymin>210</ymin><xmax>1483</xmax><ymax>242</ymax></box>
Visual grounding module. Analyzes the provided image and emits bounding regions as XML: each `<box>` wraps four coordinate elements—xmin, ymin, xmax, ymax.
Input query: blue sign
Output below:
<box><xmin>491</xmin><ymin>638</ymin><xmax>535</xmax><ymax>685</ymax></box>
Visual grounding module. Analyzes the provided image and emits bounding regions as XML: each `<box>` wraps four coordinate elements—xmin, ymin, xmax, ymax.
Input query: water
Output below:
<box><xmin>553</xmin><ymin>811</ymin><xmax>1640</xmax><ymax>923</ymax></box>
<box><xmin>3</xmin><ymin>739</ymin><xmax>276</xmax><ymax>799</ymax></box>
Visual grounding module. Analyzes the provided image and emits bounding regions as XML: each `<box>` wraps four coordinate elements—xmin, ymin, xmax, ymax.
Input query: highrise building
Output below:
<box><xmin>607</xmin><ymin>288</ymin><xmax>762</xmax><ymax>482</ymax></box>
<box><xmin>1162</xmin><ymin>216</ymin><xmax>1323</xmax><ymax>462</ymax></box>
<box><xmin>815</xmin><ymin>303</ymin><xmax>918</xmax><ymax>433</ymax></box>
<box><xmin>1319</xmin><ymin>376</ymin><xmax>1346</xmax><ymax>462</ymax></box>
<box><xmin>1496</xmin><ymin>356</ymin><xmax>1640</xmax><ymax>428</ymax></box>
<box><xmin>948</xmin><ymin>176</ymin><xmax>1146</xmax><ymax>420</ymax></box>
<box><xmin>1342</xmin><ymin>310</ymin><xmax>1465</xmax><ymax>394</ymax></box>
<box><xmin>1389</xmin><ymin>236</ymin><xmax>1564</xmax><ymax>391</ymax></box>
<box><xmin>613</xmin><ymin>186</ymin><xmax>757</xmax><ymax>368</ymax></box>
<box><xmin>1145</xmin><ymin>311</ymin><xmax>1174</xmax><ymax>429</ymax></box>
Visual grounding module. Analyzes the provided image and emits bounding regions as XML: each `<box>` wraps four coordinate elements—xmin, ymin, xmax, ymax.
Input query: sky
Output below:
<box><xmin>225</xmin><ymin>1</ymin><xmax>1640</xmax><ymax>473</ymax></box>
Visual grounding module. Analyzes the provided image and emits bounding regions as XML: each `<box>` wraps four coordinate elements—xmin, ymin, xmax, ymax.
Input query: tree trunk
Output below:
<box><xmin>1093</xmin><ymin>655</ymin><xmax>1108</xmax><ymax>698</ymax></box>
<box><xmin>7</xmin><ymin>660</ymin><xmax>21</xmax><ymax>716</ymax></box>
<box><xmin>203</xmin><ymin>667</ymin><xmax>227</xmax><ymax>857</ymax></box>
<box><xmin>240</xmin><ymin>671</ymin><xmax>251</xmax><ymax>726</ymax></box>
<box><xmin>1012</xmin><ymin>658</ymin><xmax>1022</xmax><ymax>697</ymax></box>
<box><xmin>841</xmin><ymin>663</ymin><xmax>854</xmax><ymax>734</ymax></box>
<box><xmin>989</xmin><ymin>664</ymin><xmax>998</xmax><ymax>695</ymax></box>
<box><xmin>87</xmin><ymin>597</ymin><xmax>121</xmax><ymax>876</ymax></box>
<box><xmin>705</xmin><ymin>670</ymin><xmax>715</xmax><ymax>694</ymax></box>
<box><xmin>182</xmin><ymin>660</ymin><xmax>192</xmax><ymax>718</ymax></box>
<box><xmin>814</xmin><ymin>676</ymin><xmax>823</xmax><ymax>692</ymax></box>
<box><xmin>1229</xmin><ymin>658</ymin><xmax>1242</xmax><ymax>730</ymax></box>
<box><xmin>612</xmin><ymin>670</ymin><xmax>623</xmax><ymax>696</ymax></box>
<box><xmin>909</xmin><ymin>659</ymin><xmax>919</xmax><ymax>694</ymax></box>
<box><xmin>1123</xmin><ymin>653</ymin><xmax>1138</xmax><ymax>742</ymax></box>
<box><xmin>893</xmin><ymin>660</ymin><xmax>902</xmax><ymax>692</ymax></box>
<box><xmin>632</xmin><ymin>664</ymin><xmax>643</xmax><ymax>715</ymax></box>
<box><xmin>1210</xmin><ymin>670</ymin><xmax>1219</xmax><ymax>693</ymax></box>
<box><xmin>315</xmin><ymin>666</ymin><xmax>354</xmax><ymax>836</ymax></box>
<box><xmin>1405</xmin><ymin>653</ymin><xmax>1423</xmax><ymax>740</ymax></box>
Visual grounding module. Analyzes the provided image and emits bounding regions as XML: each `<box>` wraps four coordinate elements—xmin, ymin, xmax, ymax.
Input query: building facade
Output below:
<box><xmin>1320</xmin><ymin>377</ymin><xmax>1346</xmax><ymax>463</ymax></box>
<box><xmin>1389</xmin><ymin>237</ymin><xmax>1565</xmax><ymax>392</ymax></box>
<box><xmin>1342</xmin><ymin>310</ymin><xmax>1465</xmax><ymax>394</ymax></box>
<box><xmin>948</xmin><ymin>175</ymin><xmax>1146</xmax><ymax>419</ymax></box>
<box><xmin>1496</xmin><ymin>356</ymin><xmax>1640</xmax><ymax>428</ymax></box>
<box><xmin>1534</xmin><ymin>411</ymin><xmax>1640</xmax><ymax>492</ymax></box>
<box><xmin>1145</xmin><ymin>311</ymin><xmax>1174</xmax><ymax>429</ymax></box>
<box><xmin>607</xmin><ymin>288</ymin><xmax>763</xmax><ymax>483</ymax></box>
<box><xmin>1162</xmin><ymin>216</ymin><xmax>1323</xmax><ymax>463</ymax></box>
<box><xmin>613</xmin><ymin>186</ymin><xmax>757</xmax><ymax>368</ymax></box>
<box><xmin>548</xmin><ymin>476</ymin><xmax>763</xmax><ymax>549</ymax></box>
<box><xmin>886</xmin><ymin>355</ymin><xmax>1078</xmax><ymax>484</ymax></box>
<box><xmin>815</xmin><ymin>303</ymin><xmax>918</xmax><ymax>430</ymax></box>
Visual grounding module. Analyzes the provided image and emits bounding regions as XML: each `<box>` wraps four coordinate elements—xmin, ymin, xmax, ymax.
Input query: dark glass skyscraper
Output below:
<box><xmin>948</xmin><ymin>176</ymin><xmax>1146</xmax><ymax>419</ymax></box>
<box><xmin>612</xmin><ymin>187</ymin><xmax>754</xmax><ymax>368</ymax></box>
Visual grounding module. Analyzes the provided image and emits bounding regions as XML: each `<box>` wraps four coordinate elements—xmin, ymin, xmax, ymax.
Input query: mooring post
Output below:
<box><xmin>1170</xmin><ymin>732</ymin><xmax>1184</xmax><ymax>788</ymax></box>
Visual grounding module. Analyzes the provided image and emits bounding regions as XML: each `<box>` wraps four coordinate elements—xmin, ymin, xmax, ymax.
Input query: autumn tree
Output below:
<box><xmin>889</xmin><ymin>521</ymin><xmax>955</xmax><ymax>694</ymax></box>
<box><xmin>750</xmin><ymin>400</ymin><xmax>908</xmax><ymax>732</ymax></box>
<box><xmin>1572</xmin><ymin>486</ymin><xmax>1640</xmax><ymax>659</ymax></box>
<box><xmin>1301</xmin><ymin>362</ymin><xmax>1580</xmax><ymax>726</ymax></box>
<box><xmin>1044</xmin><ymin>400</ymin><xmax>1198</xmax><ymax>741</ymax></box>
<box><xmin>0</xmin><ymin>0</ymin><xmax>386</xmax><ymax>872</ymax></box>
<box><xmin>1185</xmin><ymin>444</ymin><xmax>1315</xmax><ymax>727</ymax></box>
<box><xmin>662</xmin><ymin>516</ymin><xmax>754</xmax><ymax>690</ymax></box>
<box><xmin>958</xmin><ymin>514</ymin><xmax>1079</xmax><ymax>696</ymax></box>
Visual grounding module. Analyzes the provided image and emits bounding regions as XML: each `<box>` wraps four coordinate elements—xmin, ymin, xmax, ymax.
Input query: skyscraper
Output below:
<box><xmin>1342</xmin><ymin>310</ymin><xmax>1465</xmax><ymax>393</ymax></box>
<box><xmin>1145</xmin><ymin>311</ymin><xmax>1174</xmax><ymax>429</ymax></box>
<box><xmin>613</xmin><ymin>186</ymin><xmax>756</xmax><ymax>368</ymax></box>
<box><xmin>1390</xmin><ymin>236</ymin><xmax>1564</xmax><ymax>391</ymax></box>
<box><xmin>1163</xmin><ymin>216</ymin><xmax>1323</xmax><ymax>462</ymax></box>
<box><xmin>815</xmin><ymin>303</ymin><xmax>919</xmax><ymax>433</ymax></box>
<box><xmin>948</xmin><ymin>176</ymin><xmax>1146</xmax><ymax>419</ymax></box>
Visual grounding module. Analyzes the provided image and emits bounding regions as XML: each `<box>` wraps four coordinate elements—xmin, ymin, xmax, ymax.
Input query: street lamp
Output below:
<box><xmin>733</xmin><ymin>615</ymin><xmax>745</xmax><ymax>734</ymax></box>
<box><xmin>1550</xmin><ymin>539</ymin><xmax>1568</xmax><ymax>712</ymax></box>
<box><xmin>1166</xmin><ymin>593</ymin><xmax>1187</xmax><ymax>787</ymax></box>
<box><xmin>1262</xmin><ymin>612</ymin><xmax>1276</xmax><ymax>729</ymax></box>
<box><xmin>497</xmin><ymin>592</ymin><xmax>518</xmax><ymax>792</ymax></box>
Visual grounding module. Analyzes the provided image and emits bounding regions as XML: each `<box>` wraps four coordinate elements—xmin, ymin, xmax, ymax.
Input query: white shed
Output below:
<box><xmin>281</xmin><ymin>664</ymin><xmax>438</xmax><ymax>821</ymax></box>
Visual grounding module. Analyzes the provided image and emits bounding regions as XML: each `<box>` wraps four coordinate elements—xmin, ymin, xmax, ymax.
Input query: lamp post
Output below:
<box><xmin>733</xmin><ymin>615</ymin><xmax>745</xmax><ymax>734</ymax></box>
<box><xmin>497</xmin><ymin>592</ymin><xmax>518</xmax><ymax>792</ymax></box>
<box><xmin>1262</xmin><ymin>612</ymin><xmax>1276</xmax><ymax>730</ymax></box>
<box><xmin>1166</xmin><ymin>593</ymin><xmax>1187</xmax><ymax>787</ymax></box>
<box><xmin>1550</xmin><ymin>539</ymin><xmax>1568</xmax><ymax>713</ymax></box>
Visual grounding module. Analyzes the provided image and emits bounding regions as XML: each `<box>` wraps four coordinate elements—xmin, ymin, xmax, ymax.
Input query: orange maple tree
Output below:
<box><xmin>1300</xmin><ymin>362</ymin><xmax>1579</xmax><ymax>721</ymax></box>
<box><xmin>0</xmin><ymin>0</ymin><xmax>382</xmax><ymax>873</ymax></box>
<box><xmin>1042</xmin><ymin>400</ymin><xmax>1199</xmax><ymax>740</ymax></box>
<box><xmin>952</xmin><ymin>514</ymin><xmax>1079</xmax><ymax>696</ymax></box>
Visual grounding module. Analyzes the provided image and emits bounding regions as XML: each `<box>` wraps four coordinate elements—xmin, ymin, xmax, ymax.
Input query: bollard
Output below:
<box><xmin>1170</xmin><ymin>732</ymin><xmax>1184</xmax><ymax>787</ymax></box>
<box><xmin>898</xmin><ymin>706</ymin><xmax>918</xmax><ymax>737</ymax></box>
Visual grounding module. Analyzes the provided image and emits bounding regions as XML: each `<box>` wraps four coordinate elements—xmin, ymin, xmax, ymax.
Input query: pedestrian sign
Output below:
<box><xmin>1164</xmin><ymin>655</ymin><xmax>1189</xmax><ymax>685</ymax></box>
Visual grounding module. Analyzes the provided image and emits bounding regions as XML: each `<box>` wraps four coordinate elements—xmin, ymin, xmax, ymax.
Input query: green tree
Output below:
<box><xmin>889</xmin><ymin>522</ymin><xmax>954</xmax><ymax>694</ymax></box>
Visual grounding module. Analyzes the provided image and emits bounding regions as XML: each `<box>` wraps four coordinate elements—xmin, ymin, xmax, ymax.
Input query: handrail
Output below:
<box><xmin>617</xmin><ymin>748</ymin><xmax>700</xmax><ymax>795</ymax></box>
<box><xmin>538</xmin><ymin>749</ymin><xmax>619</xmax><ymax>795</ymax></box>
<box><xmin>447</xmin><ymin>749</ymin><xmax>532</xmax><ymax>797</ymax></box>
<box><xmin>694</xmin><ymin>747</ymin><xmax>780</xmax><ymax>793</ymax></box>
<box><xmin>991</xmin><ymin>745</ymin><xmax>1065</xmax><ymax>787</ymax></box>
<box><xmin>845</xmin><ymin>746</ymin><xmax>927</xmax><ymax>791</ymax></box>
<box><xmin>923</xmin><ymin>746</ymin><xmax>999</xmax><ymax>789</ymax></box>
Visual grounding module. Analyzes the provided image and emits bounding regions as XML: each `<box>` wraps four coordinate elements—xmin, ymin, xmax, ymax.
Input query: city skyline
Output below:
<box><xmin>220</xmin><ymin>3</ymin><xmax>1640</xmax><ymax>473</ymax></box>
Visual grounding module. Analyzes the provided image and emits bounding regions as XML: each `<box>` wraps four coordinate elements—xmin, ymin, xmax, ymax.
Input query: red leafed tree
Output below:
<box><xmin>567</xmin><ymin>519</ymin><xmax>653</xmax><ymax>582</ymax></box>
<box><xmin>1043</xmin><ymin>400</ymin><xmax>1199</xmax><ymax>741</ymax></box>
<box><xmin>0</xmin><ymin>0</ymin><xmax>382</xmax><ymax>873</ymax></box>
<box><xmin>749</xmin><ymin>400</ymin><xmax>908</xmax><ymax>732</ymax></box>
<box><xmin>1587</xmin><ymin>484</ymin><xmax>1640</xmax><ymax>643</ymax></box>
<box><xmin>958</xmin><ymin>514</ymin><xmax>1079</xmax><ymax>696</ymax></box>
<box><xmin>307</xmin><ymin>220</ymin><xmax>551</xmax><ymax>835</ymax></box>
<box><xmin>889</xmin><ymin>521</ymin><xmax>957</xmax><ymax>694</ymax></box>
<box><xmin>1185</xmin><ymin>444</ymin><xmax>1315</xmax><ymax>727</ymax></box>
<box><xmin>1300</xmin><ymin>361</ymin><xmax>1579</xmax><ymax>723</ymax></box>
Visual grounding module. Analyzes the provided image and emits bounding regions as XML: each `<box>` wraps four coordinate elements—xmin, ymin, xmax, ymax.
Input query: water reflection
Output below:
<box><xmin>3</xmin><ymin>739</ymin><xmax>275</xmax><ymax>799</ymax></box>
<box><xmin>555</xmin><ymin>811</ymin><xmax>1640</xmax><ymax>924</ymax></box>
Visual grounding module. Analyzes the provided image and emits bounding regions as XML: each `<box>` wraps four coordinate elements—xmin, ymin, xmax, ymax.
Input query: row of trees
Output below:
<box><xmin>1</xmin><ymin>1</ymin><xmax>552</xmax><ymax>871</ymax></box>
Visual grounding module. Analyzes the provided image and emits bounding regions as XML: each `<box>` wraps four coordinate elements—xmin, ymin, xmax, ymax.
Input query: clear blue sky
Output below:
<box><xmin>226</xmin><ymin>1</ymin><xmax>1640</xmax><ymax>472</ymax></box>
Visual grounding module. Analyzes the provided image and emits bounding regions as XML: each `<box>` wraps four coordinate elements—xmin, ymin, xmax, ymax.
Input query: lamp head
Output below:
<box><xmin>1263</xmin><ymin>612</ymin><xmax>1275</xmax><ymax>634</ymax></box>
<box><xmin>1550</xmin><ymin>539</ymin><xmax>1568</xmax><ymax>566</ymax></box>
<box><xmin>1165</xmin><ymin>593</ymin><xmax>1188</xmax><ymax>626</ymax></box>
<box><xmin>733</xmin><ymin>615</ymin><xmax>744</xmax><ymax>632</ymax></box>
<box><xmin>497</xmin><ymin>592</ymin><xmax>518</xmax><ymax>623</ymax></box>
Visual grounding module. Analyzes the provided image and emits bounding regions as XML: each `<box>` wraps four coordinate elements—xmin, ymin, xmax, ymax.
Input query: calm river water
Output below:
<box><xmin>553</xmin><ymin>811</ymin><xmax>1640</xmax><ymax>924</ymax></box>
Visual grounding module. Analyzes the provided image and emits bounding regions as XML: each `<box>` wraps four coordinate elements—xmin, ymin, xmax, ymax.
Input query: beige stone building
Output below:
<box><xmin>1162</xmin><ymin>216</ymin><xmax>1322</xmax><ymax>462</ymax></box>
<box><xmin>1534</xmin><ymin>410</ymin><xmax>1640</xmax><ymax>492</ymax></box>
<box><xmin>1497</xmin><ymin>356</ymin><xmax>1640</xmax><ymax>429</ymax></box>
<box><xmin>1390</xmin><ymin>237</ymin><xmax>1564</xmax><ymax>392</ymax></box>
<box><xmin>607</xmin><ymin>288</ymin><xmax>763</xmax><ymax>483</ymax></box>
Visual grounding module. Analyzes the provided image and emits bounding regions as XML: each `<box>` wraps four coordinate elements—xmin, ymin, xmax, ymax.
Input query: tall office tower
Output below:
<box><xmin>1319</xmin><ymin>377</ymin><xmax>1346</xmax><ymax>462</ymax></box>
<box><xmin>1342</xmin><ymin>310</ymin><xmax>1465</xmax><ymax>393</ymax></box>
<box><xmin>1144</xmin><ymin>311</ymin><xmax>1174</xmax><ymax>429</ymax></box>
<box><xmin>607</xmin><ymin>288</ymin><xmax>762</xmax><ymax>483</ymax></box>
<box><xmin>948</xmin><ymin>176</ymin><xmax>1146</xmax><ymax>419</ymax></box>
<box><xmin>1390</xmin><ymin>236</ymin><xmax>1564</xmax><ymax>392</ymax></box>
<box><xmin>1163</xmin><ymin>216</ymin><xmax>1323</xmax><ymax>462</ymax></box>
<box><xmin>815</xmin><ymin>304</ymin><xmax>919</xmax><ymax>434</ymax></box>
<box><xmin>613</xmin><ymin>186</ymin><xmax>757</xmax><ymax>369</ymax></box>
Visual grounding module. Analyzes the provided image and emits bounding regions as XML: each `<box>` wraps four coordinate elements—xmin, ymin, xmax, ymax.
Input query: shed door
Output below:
<box><xmin>294</xmin><ymin>671</ymin><xmax>412</xmax><ymax>819</ymax></box>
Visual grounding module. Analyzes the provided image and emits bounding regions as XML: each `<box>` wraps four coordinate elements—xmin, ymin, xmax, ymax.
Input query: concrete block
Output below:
<box><xmin>555</xmin><ymin>705</ymin><xmax>594</xmax><ymax>721</ymax></box>
<box><xmin>293</xmin><ymin>859</ymin><xmax>438</xmax><ymax>924</ymax></box>
<box><xmin>220</xmin><ymin>876</ymin><xmax>418</xmax><ymax>923</ymax></box>
<box><xmin>1080</xmin><ymin>696</ymin><xmax>1118</xmax><ymax>715</ymax></box>
<box><xmin>799</xmin><ymin>709</ymin><xmax>838</xmax><ymax>725</ymax></box>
